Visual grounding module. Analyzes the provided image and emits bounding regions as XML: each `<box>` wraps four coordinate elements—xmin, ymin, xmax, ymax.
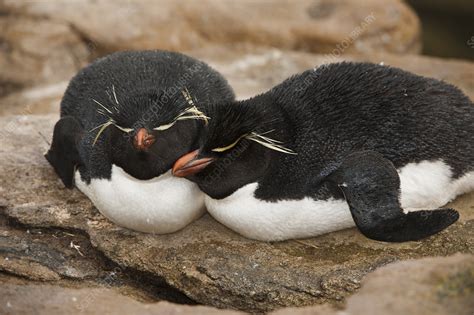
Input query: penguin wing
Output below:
<box><xmin>327</xmin><ymin>151</ymin><xmax>459</xmax><ymax>242</ymax></box>
<box><xmin>45</xmin><ymin>116</ymin><xmax>84</xmax><ymax>188</ymax></box>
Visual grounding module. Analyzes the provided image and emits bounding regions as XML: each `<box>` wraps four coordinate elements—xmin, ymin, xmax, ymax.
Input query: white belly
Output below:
<box><xmin>205</xmin><ymin>160</ymin><xmax>474</xmax><ymax>241</ymax></box>
<box><xmin>75</xmin><ymin>165</ymin><xmax>205</xmax><ymax>233</ymax></box>
<box><xmin>205</xmin><ymin>183</ymin><xmax>354</xmax><ymax>241</ymax></box>
<box><xmin>399</xmin><ymin>160</ymin><xmax>474</xmax><ymax>211</ymax></box>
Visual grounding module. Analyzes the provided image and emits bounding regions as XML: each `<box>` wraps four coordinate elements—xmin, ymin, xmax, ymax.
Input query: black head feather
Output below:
<box><xmin>53</xmin><ymin>50</ymin><xmax>235</xmax><ymax>182</ymax></box>
<box><xmin>200</xmin><ymin>94</ymin><xmax>289</xmax><ymax>154</ymax></box>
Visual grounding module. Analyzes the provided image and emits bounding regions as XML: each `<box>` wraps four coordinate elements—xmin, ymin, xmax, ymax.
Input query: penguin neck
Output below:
<box><xmin>194</xmin><ymin>94</ymin><xmax>292</xmax><ymax>199</ymax></box>
<box><xmin>237</xmin><ymin>93</ymin><xmax>293</xmax><ymax>140</ymax></box>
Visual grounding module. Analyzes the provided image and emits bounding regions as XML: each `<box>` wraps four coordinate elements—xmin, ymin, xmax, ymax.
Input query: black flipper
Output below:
<box><xmin>328</xmin><ymin>151</ymin><xmax>459</xmax><ymax>242</ymax></box>
<box><xmin>45</xmin><ymin>116</ymin><xmax>84</xmax><ymax>188</ymax></box>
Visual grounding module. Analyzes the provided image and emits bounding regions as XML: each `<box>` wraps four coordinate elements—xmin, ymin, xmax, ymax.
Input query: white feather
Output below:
<box><xmin>399</xmin><ymin>160</ymin><xmax>474</xmax><ymax>211</ymax></box>
<box><xmin>205</xmin><ymin>183</ymin><xmax>354</xmax><ymax>241</ymax></box>
<box><xmin>75</xmin><ymin>165</ymin><xmax>205</xmax><ymax>233</ymax></box>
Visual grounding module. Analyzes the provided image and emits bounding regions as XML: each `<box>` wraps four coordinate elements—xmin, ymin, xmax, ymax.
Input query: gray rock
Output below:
<box><xmin>1</xmin><ymin>114</ymin><xmax>473</xmax><ymax>312</ymax></box>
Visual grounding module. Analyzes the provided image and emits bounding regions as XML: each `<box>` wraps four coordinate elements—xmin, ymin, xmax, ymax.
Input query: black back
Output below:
<box><xmin>191</xmin><ymin>62</ymin><xmax>474</xmax><ymax>200</ymax></box>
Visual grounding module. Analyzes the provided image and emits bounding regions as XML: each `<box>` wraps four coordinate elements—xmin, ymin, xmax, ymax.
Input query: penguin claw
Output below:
<box><xmin>359</xmin><ymin>208</ymin><xmax>459</xmax><ymax>242</ymax></box>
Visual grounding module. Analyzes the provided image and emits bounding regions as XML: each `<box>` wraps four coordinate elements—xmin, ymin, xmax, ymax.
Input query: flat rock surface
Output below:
<box><xmin>1</xmin><ymin>114</ymin><xmax>473</xmax><ymax>312</ymax></box>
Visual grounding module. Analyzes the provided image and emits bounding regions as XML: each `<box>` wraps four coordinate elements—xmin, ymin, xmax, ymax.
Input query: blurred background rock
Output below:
<box><xmin>0</xmin><ymin>0</ymin><xmax>471</xmax><ymax>117</ymax></box>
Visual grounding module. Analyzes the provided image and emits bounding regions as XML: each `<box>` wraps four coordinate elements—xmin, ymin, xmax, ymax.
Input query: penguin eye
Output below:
<box><xmin>153</xmin><ymin>105</ymin><xmax>209</xmax><ymax>132</ymax></box>
<box><xmin>153</xmin><ymin>121</ymin><xmax>176</xmax><ymax>131</ymax></box>
<box><xmin>114</xmin><ymin>125</ymin><xmax>134</xmax><ymax>133</ymax></box>
<box><xmin>211</xmin><ymin>135</ymin><xmax>246</xmax><ymax>152</ymax></box>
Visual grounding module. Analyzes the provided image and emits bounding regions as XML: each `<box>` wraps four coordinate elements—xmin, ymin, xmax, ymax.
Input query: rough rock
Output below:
<box><xmin>0</xmin><ymin>210</ymin><xmax>195</xmax><ymax>304</ymax></box>
<box><xmin>344</xmin><ymin>254</ymin><xmax>474</xmax><ymax>315</ymax></box>
<box><xmin>2</xmin><ymin>0</ymin><xmax>420</xmax><ymax>56</ymax></box>
<box><xmin>1</xmin><ymin>254</ymin><xmax>472</xmax><ymax>314</ymax></box>
<box><xmin>0</xmin><ymin>284</ymin><xmax>243</xmax><ymax>315</ymax></box>
<box><xmin>0</xmin><ymin>222</ymin><xmax>102</xmax><ymax>281</ymax></box>
<box><xmin>0</xmin><ymin>114</ymin><xmax>473</xmax><ymax>312</ymax></box>
<box><xmin>273</xmin><ymin>254</ymin><xmax>474</xmax><ymax>315</ymax></box>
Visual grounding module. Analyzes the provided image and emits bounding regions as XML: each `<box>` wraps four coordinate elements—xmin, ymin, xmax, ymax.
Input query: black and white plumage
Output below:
<box><xmin>173</xmin><ymin>62</ymin><xmax>474</xmax><ymax>242</ymax></box>
<box><xmin>45</xmin><ymin>50</ymin><xmax>235</xmax><ymax>233</ymax></box>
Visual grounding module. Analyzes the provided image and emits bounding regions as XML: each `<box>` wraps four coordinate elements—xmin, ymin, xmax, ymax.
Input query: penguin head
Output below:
<box><xmin>92</xmin><ymin>89</ymin><xmax>209</xmax><ymax>180</ymax></box>
<box><xmin>172</xmin><ymin>98</ymin><xmax>296</xmax><ymax>198</ymax></box>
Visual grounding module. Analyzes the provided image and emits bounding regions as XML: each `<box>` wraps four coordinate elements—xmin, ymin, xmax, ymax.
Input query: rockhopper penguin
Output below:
<box><xmin>45</xmin><ymin>50</ymin><xmax>235</xmax><ymax>233</ymax></box>
<box><xmin>173</xmin><ymin>62</ymin><xmax>473</xmax><ymax>242</ymax></box>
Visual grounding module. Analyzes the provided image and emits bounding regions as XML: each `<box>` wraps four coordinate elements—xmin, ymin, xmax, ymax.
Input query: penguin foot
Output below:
<box><xmin>328</xmin><ymin>151</ymin><xmax>460</xmax><ymax>242</ymax></box>
<box><xmin>45</xmin><ymin>116</ymin><xmax>83</xmax><ymax>188</ymax></box>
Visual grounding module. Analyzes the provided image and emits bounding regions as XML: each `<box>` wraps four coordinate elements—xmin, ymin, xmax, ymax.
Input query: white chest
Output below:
<box><xmin>75</xmin><ymin>165</ymin><xmax>205</xmax><ymax>233</ymax></box>
<box><xmin>205</xmin><ymin>183</ymin><xmax>354</xmax><ymax>241</ymax></box>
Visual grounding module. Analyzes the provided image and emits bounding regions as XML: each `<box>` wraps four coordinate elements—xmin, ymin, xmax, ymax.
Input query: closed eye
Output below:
<box><xmin>153</xmin><ymin>105</ymin><xmax>209</xmax><ymax>132</ymax></box>
<box><xmin>212</xmin><ymin>131</ymin><xmax>297</xmax><ymax>155</ymax></box>
<box><xmin>114</xmin><ymin>124</ymin><xmax>134</xmax><ymax>133</ymax></box>
<box><xmin>211</xmin><ymin>134</ymin><xmax>246</xmax><ymax>152</ymax></box>
<box><xmin>153</xmin><ymin>121</ymin><xmax>176</xmax><ymax>131</ymax></box>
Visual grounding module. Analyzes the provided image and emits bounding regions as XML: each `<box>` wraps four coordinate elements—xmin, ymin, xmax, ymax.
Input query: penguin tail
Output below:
<box><xmin>45</xmin><ymin>116</ymin><xmax>83</xmax><ymax>189</ymax></box>
<box><xmin>328</xmin><ymin>151</ymin><xmax>460</xmax><ymax>243</ymax></box>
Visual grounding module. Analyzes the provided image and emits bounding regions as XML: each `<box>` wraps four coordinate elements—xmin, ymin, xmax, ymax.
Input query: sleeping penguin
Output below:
<box><xmin>172</xmin><ymin>62</ymin><xmax>474</xmax><ymax>242</ymax></box>
<box><xmin>45</xmin><ymin>50</ymin><xmax>235</xmax><ymax>233</ymax></box>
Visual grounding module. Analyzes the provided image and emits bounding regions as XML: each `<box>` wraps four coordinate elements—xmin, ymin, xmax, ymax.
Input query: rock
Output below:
<box><xmin>2</xmin><ymin>254</ymin><xmax>472</xmax><ymax>315</ymax></box>
<box><xmin>0</xmin><ymin>228</ymin><xmax>99</xmax><ymax>281</ymax></box>
<box><xmin>0</xmin><ymin>0</ymin><xmax>420</xmax><ymax>100</ymax></box>
<box><xmin>0</xmin><ymin>283</ymin><xmax>244</xmax><ymax>315</ymax></box>
<box><xmin>272</xmin><ymin>254</ymin><xmax>474</xmax><ymax>315</ymax></box>
<box><xmin>2</xmin><ymin>0</ymin><xmax>420</xmax><ymax>56</ymax></box>
<box><xmin>0</xmin><ymin>82</ymin><xmax>67</xmax><ymax>116</ymax></box>
<box><xmin>0</xmin><ymin>210</ymin><xmax>198</xmax><ymax>305</ymax></box>
<box><xmin>1</xmin><ymin>115</ymin><xmax>473</xmax><ymax>312</ymax></box>
<box><xmin>189</xmin><ymin>47</ymin><xmax>474</xmax><ymax>100</ymax></box>
<box><xmin>344</xmin><ymin>253</ymin><xmax>474</xmax><ymax>315</ymax></box>
<box><xmin>0</xmin><ymin>12</ymin><xmax>89</xmax><ymax>91</ymax></box>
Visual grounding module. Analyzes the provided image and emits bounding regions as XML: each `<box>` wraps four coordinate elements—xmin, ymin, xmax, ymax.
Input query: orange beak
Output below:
<box><xmin>133</xmin><ymin>128</ymin><xmax>155</xmax><ymax>151</ymax></box>
<box><xmin>172</xmin><ymin>150</ymin><xmax>214</xmax><ymax>177</ymax></box>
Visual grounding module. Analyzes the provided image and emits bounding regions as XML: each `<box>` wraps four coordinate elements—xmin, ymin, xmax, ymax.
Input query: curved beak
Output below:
<box><xmin>134</xmin><ymin>128</ymin><xmax>155</xmax><ymax>151</ymax></box>
<box><xmin>172</xmin><ymin>150</ymin><xmax>214</xmax><ymax>177</ymax></box>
